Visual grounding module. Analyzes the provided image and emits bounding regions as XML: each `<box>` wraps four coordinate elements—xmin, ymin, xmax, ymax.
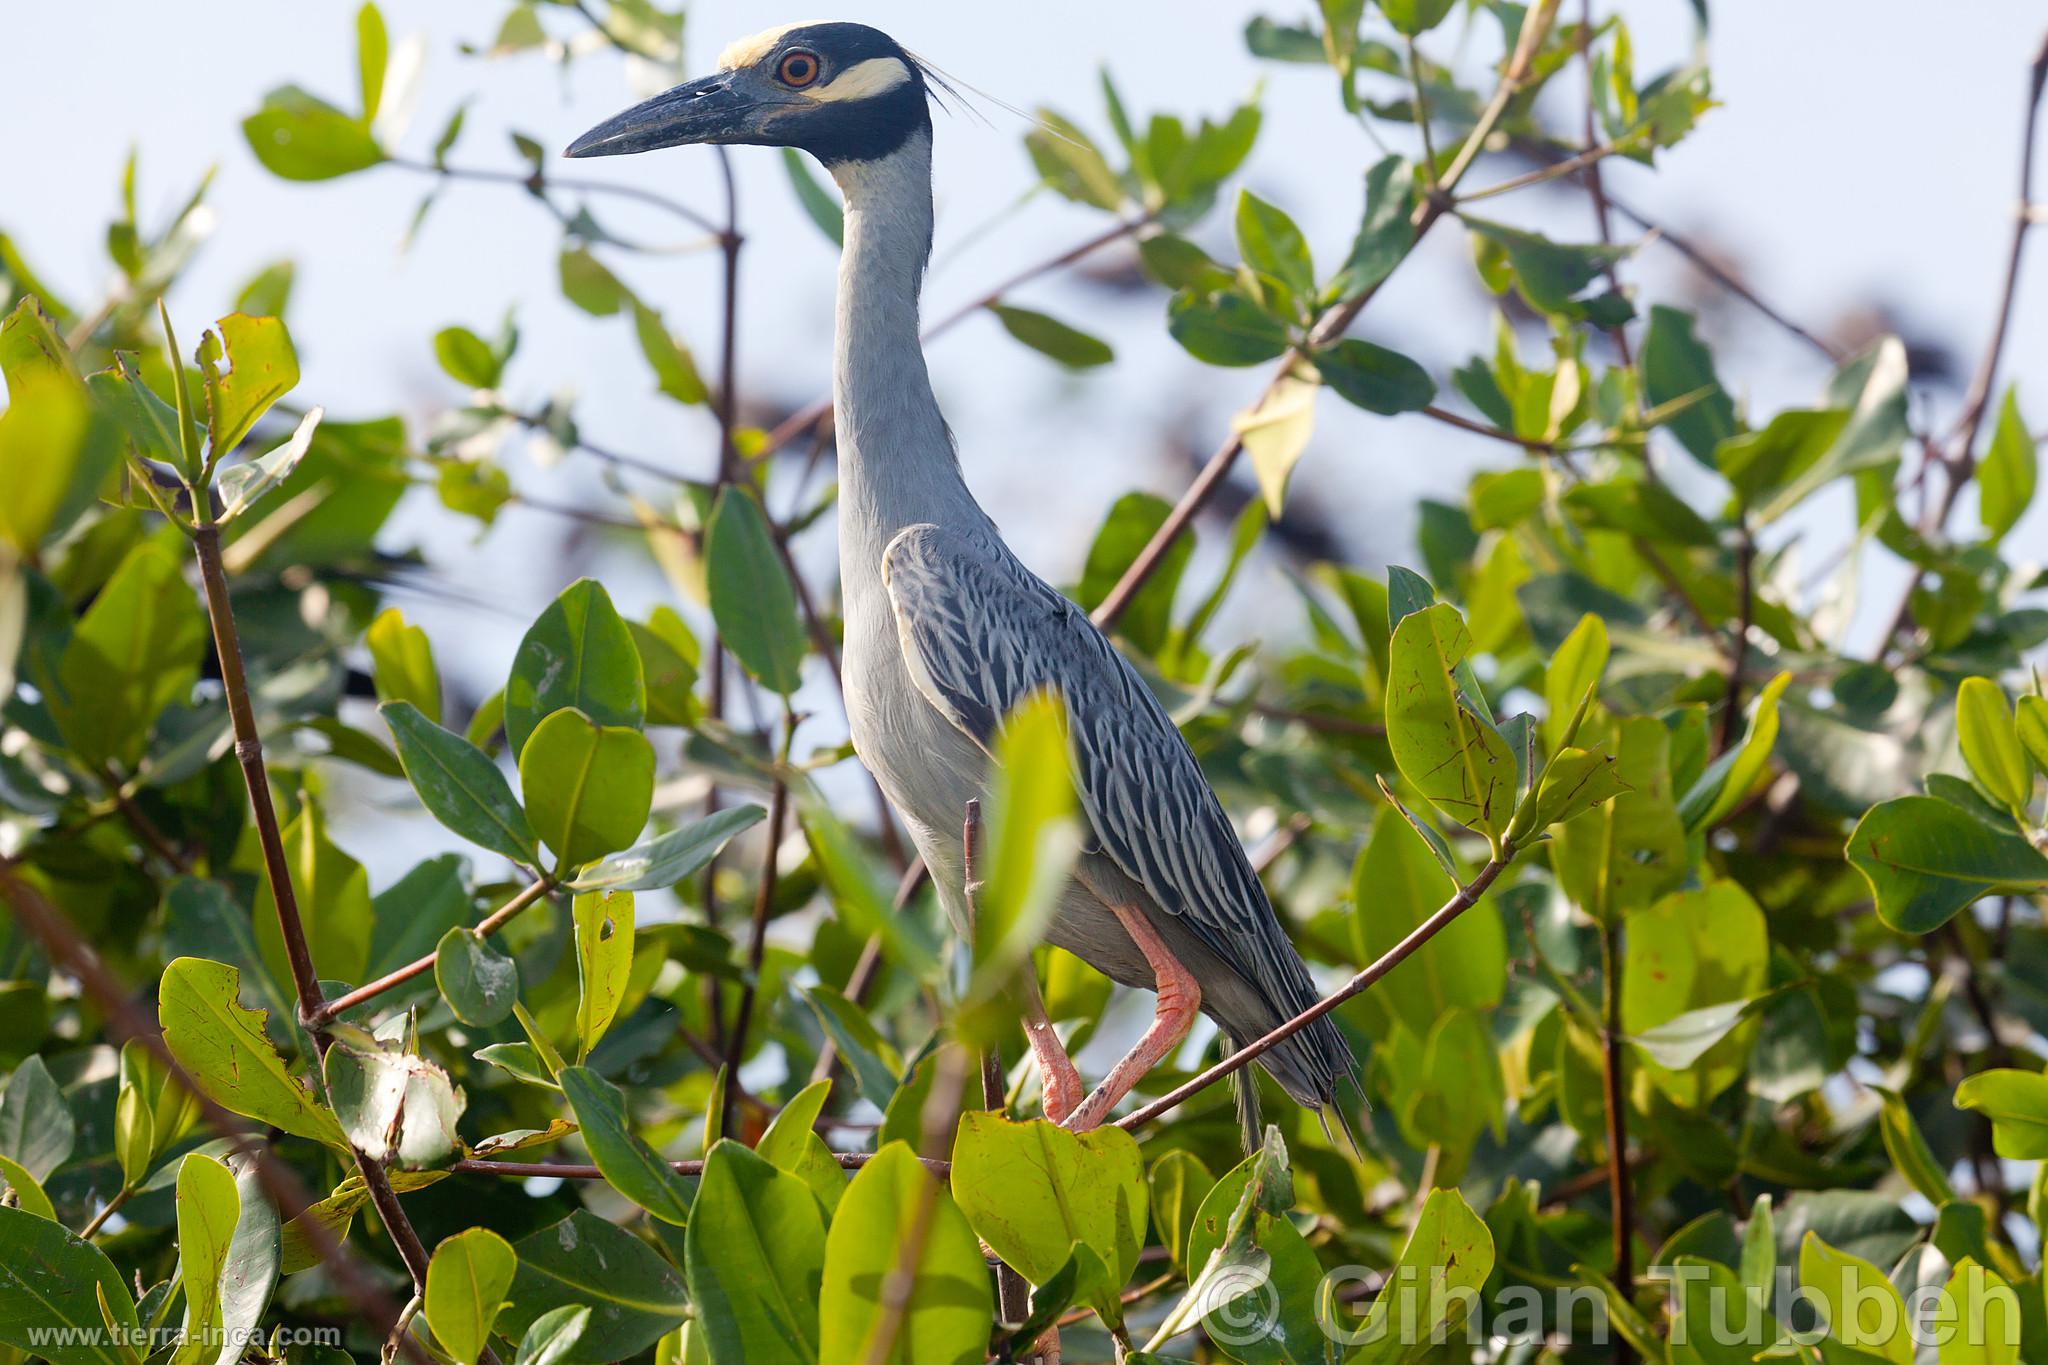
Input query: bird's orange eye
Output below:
<box><xmin>777</xmin><ymin>50</ymin><xmax>820</xmax><ymax>87</ymax></box>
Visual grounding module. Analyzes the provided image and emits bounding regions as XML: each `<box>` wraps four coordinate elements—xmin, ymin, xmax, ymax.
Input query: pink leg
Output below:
<box><xmin>1063</xmin><ymin>903</ymin><xmax>1201</xmax><ymax>1131</ymax></box>
<box><xmin>1022</xmin><ymin>971</ymin><xmax>1084</xmax><ymax>1125</ymax></box>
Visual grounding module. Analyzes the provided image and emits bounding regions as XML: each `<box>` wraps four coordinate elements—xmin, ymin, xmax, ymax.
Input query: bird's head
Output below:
<box><xmin>565</xmin><ymin>21</ymin><xmax>935</xmax><ymax>166</ymax></box>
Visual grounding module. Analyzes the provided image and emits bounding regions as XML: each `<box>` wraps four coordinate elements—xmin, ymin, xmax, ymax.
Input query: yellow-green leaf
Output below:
<box><xmin>425</xmin><ymin>1227</ymin><xmax>516</xmax><ymax>1365</ymax></box>
<box><xmin>158</xmin><ymin>958</ymin><xmax>347</xmax><ymax>1149</ymax></box>
<box><xmin>573</xmin><ymin>890</ymin><xmax>635</xmax><ymax>1062</ymax></box>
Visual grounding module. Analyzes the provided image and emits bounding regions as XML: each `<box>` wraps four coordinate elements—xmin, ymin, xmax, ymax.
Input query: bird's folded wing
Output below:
<box><xmin>880</xmin><ymin>522</ymin><xmax>1318</xmax><ymax>1013</ymax></box>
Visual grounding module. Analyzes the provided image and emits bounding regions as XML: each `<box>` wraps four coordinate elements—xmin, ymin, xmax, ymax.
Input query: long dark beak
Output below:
<box><xmin>564</xmin><ymin>74</ymin><xmax>753</xmax><ymax>158</ymax></box>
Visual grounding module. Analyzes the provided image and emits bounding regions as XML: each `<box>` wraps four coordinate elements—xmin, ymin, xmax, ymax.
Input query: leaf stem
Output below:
<box><xmin>310</xmin><ymin>876</ymin><xmax>556</xmax><ymax>1026</ymax></box>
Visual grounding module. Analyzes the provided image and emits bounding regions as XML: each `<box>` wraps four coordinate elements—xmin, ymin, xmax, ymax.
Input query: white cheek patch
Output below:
<box><xmin>800</xmin><ymin>55</ymin><xmax>913</xmax><ymax>103</ymax></box>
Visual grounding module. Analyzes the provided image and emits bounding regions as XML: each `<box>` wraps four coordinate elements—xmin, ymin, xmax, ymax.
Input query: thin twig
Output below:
<box><xmin>1877</xmin><ymin>31</ymin><xmax>2047</xmax><ymax>654</ymax></box>
<box><xmin>1599</xmin><ymin>918</ymin><xmax>1636</xmax><ymax>1329</ymax></box>
<box><xmin>0</xmin><ymin>867</ymin><xmax>428</xmax><ymax>1362</ymax></box>
<box><xmin>1092</xmin><ymin>0</ymin><xmax>1563</xmax><ymax>630</ymax></box>
<box><xmin>1717</xmin><ymin>523</ymin><xmax>1755</xmax><ymax>757</ymax></box>
<box><xmin>1116</xmin><ymin>842</ymin><xmax>1519</xmax><ymax>1130</ymax></box>
<box><xmin>388</xmin><ymin>156</ymin><xmax>720</xmax><ymax>234</ymax></box>
<box><xmin>722</xmin><ymin>763</ymin><xmax>791</xmax><ymax>1136</ymax></box>
<box><xmin>312</xmin><ymin>877</ymin><xmax>555</xmax><ymax>1025</ymax></box>
<box><xmin>447</xmin><ymin>1150</ymin><xmax>950</xmax><ymax>1180</ymax></box>
<box><xmin>193</xmin><ymin>518</ymin><xmax>464</xmax><ymax>1351</ymax></box>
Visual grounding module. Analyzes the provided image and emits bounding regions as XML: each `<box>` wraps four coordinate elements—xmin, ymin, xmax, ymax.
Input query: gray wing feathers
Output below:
<box><xmin>881</xmin><ymin>523</ymin><xmax>1340</xmax><ymax>1083</ymax></box>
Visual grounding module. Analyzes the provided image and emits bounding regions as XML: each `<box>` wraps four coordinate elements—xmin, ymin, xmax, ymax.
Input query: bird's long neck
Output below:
<box><xmin>828</xmin><ymin>132</ymin><xmax>986</xmax><ymax>586</ymax></box>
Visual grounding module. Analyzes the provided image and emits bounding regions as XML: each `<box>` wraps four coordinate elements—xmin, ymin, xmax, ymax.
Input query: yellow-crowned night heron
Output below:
<box><xmin>568</xmin><ymin>22</ymin><xmax>1355</xmax><ymax>1132</ymax></box>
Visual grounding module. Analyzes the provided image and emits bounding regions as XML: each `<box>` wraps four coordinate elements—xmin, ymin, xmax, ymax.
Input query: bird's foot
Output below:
<box><xmin>1027</xmin><ymin>1011</ymin><xmax>1085</xmax><ymax>1125</ymax></box>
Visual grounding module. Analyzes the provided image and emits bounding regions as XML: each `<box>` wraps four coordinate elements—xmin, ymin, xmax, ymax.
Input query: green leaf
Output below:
<box><xmin>781</xmin><ymin>147</ymin><xmax>844</xmax><ymax>244</ymax></box>
<box><xmin>514</xmin><ymin>1305</ymin><xmax>591</xmax><ymax>1365</ymax></box>
<box><xmin>1405</xmin><ymin>1008</ymin><xmax>1508</xmax><ymax>1159</ymax></box>
<box><xmin>632</xmin><ymin>303</ymin><xmax>708</xmax><ymax>406</ymax></box>
<box><xmin>755</xmin><ymin>1080</ymin><xmax>846</xmax><ymax>1215</ymax></box>
<box><xmin>1025</xmin><ymin>111</ymin><xmax>1123</xmax><ymax>210</ymax></box>
<box><xmin>568</xmin><ymin>804</ymin><xmax>765</xmax><ymax>893</ymax></box>
<box><xmin>1380</xmin><ymin>0</ymin><xmax>1456</xmax><ymax>35</ymax></box>
<box><xmin>631</xmin><ymin>610</ymin><xmax>701</xmax><ymax>727</ymax></box>
<box><xmin>0</xmin><ymin>1205</ymin><xmax>141</xmax><ymax>1365</ymax></box>
<box><xmin>1670</xmin><ymin>1256</ymin><xmax>1769</xmax><ymax>1365</ymax></box>
<box><xmin>1622</xmin><ymin>880</ymin><xmax>1770</xmax><ymax>1106</ymax></box>
<box><xmin>558</xmin><ymin>246</ymin><xmax>628</xmax><ymax>317</ymax></box>
<box><xmin>519</xmin><ymin>708</ymin><xmax>655</xmax><ymax>872</ymax></box>
<box><xmin>685</xmin><ymin>1141</ymin><xmax>826</xmax><ymax>1364</ymax></box>
<box><xmin>1953</xmin><ymin>1068</ymin><xmax>2048</xmax><ymax>1159</ymax></box>
<box><xmin>436</xmin><ymin>927</ymin><xmax>521</xmax><ymax>1027</ymax></box>
<box><xmin>1235</xmin><ymin>190</ymin><xmax>1315</xmax><ymax>298</ymax></box>
<box><xmin>1385</xmin><ymin>602</ymin><xmax>1517</xmax><ymax>841</ymax></box>
<box><xmin>505</xmin><ymin>578</ymin><xmax>646</xmax><ymax>758</ymax></box>
<box><xmin>1543</xmin><ymin>615</ymin><xmax>1608</xmax><ymax>752</ymax></box>
<box><xmin>242</xmin><ymin>85</ymin><xmax>387</xmax><ymax>180</ymax></box>
<box><xmin>382</xmin><ymin>701</ymin><xmax>536</xmax><ymax>864</ymax></box>
<box><xmin>1314</xmin><ymin>337</ymin><xmax>1435</xmax><ymax>415</ymax></box>
<box><xmin>0</xmin><ymin>368</ymin><xmax>116</xmax><ymax>555</ymax></box>
<box><xmin>560</xmin><ymin>1067</ymin><xmax>692</xmax><ymax>1226</ymax></box>
<box><xmin>157</xmin><ymin>957</ymin><xmax>348</xmax><ymax>1149</ymax></box>
<box><xmin>706</xmin><ymin>487</ymin><xmax>805</xmax><ymax>695</ymax></box>
<box><xmin>0</xmin><ymin>1155</ymin><xmax>53</xmax><ymax>1221</ymax></box>
<box><xmin>1351</xmin><ymin>807</ymin><xmax>1504</xmax><ymax>1039</ymax></box>
<box><xmin>1934</xmin><ymin>1258</ymin><xmax>2021</xmax><ymax>1365</ymax></box>
<box><xmin>1528</xmin><ymin>747</ymin><xmax>1629</xmax><ymax>830</ymax></box>
<box><xmin>502</xmin><ymin>1211</ymin><xmax>686</xmax><ymax>1362</ymax></box>
<box><xmin>425</xmin><ymin>1227</ymin><xmax>517</xmax><ymax>1365</ymax></box>
<box><xmin>0</xmin><ymin>1056</ymin><xmax>73</xmax><ymax>1182</ymax></box>
<box><xmin>1348</xmin><ymin>1187</ymin><xmax>1496</xmax><ymax>1365</ymax></box>
<box><xmin>356</xmin><ymin>3</ymin><xmax>389</xmax><ymax>122</ymax></box>
<box><xmin>116</xmin><ymin>1039</ymin><xmax>199</xmax><ymax>1191</ymax></box>
<box><xmin>1979</xmin><ymin>386</ymin><xmax>2035</xmax><ymax>540</ymax></box>
<box><xmin>1150</xmin><ymin>1128</ymin><xmax>1294</xmax><ymax>1351</ymax></box>
<box><xmin>1717</xmin><ymin>409</ymin><xmax>1852</xmax><ymax>514</ymax></box>
<box><xmin>987</xmin><ymin>303</ymin><xmax>1113</xmax><ymax>369</ymax></box>
<box><xmin>433</xmin><ymin>325</ymin><xmax>503</xmax><ymax>389</ymax></box>
<box><xmin>1875</xmin><ymin>1087</ymin><xmax>1956</xmax><ymax>1205</ymax></box>
<box><xmin>1642</xmin><ymin>305</ymin><xmax>1739</xmax><ymax>466</ymax></box>
<box><xmin>1076</xmin><ymin>492</ymin><xmax>1193</xmax><ymax>655</ymax></box>
<box><xmin>1847</xmin><ymin>796</ymin><xmax>2048</xmax><ymax>933</ymax></box>
<box><xmin>1146</xmin><ymin>1151</ymin><xmax>1215</xmax><ymax>1276</ymax></box>
<box><xmin>1800</xmin><ymin>1231</ymin><xmax>1913</xmax><ymax>1365</ymax></box>
<box><xmin>1167</xmin><ymin>287</ymin><xmax>1292</xmax><ymax>366</ymax></box>
<box><xmin>1956</xmin><ymin>678</ymin><xmax>2032</xmax><ymax>813</ymax></box>
<box><xmin>2020</xmin><ymin>695</ymin><xmax>2048</xmax><ymax>779</ymax></box>
<box><xmin>169</xmin><ymin>1154</ymin><xmax>239</xmax><ymax>1365</ymax></box>
<box><xmin>1331</xmin><ymin>155</ymin><xmax>1417</xmax><ymax>300</ymax></box>
<box><xmin>196</xmin><ymin>313</ymin><xmax>299</xmax><ymax>460</ymax></box>
<box><xmin>950</xmin><ymin>1112</ymin><xmax>1147</xmax><ymax>1316</ymax></box>
<box><xmin>45</xmin><ymin>540</ymin><xmax>207</xmax><ymax>769</ymax></box>
<box><xmin>1463</xmin><ymin>218</ymin><xmax>1633</xmax><ymax>322</ymax></box>
<box><xmin>971</xmin><ymin>695</ymin><xmax>1083</xmax><ymax>1002</ymax></box>
<box><xmin>216</xmin><ymin>407</ymin><xmax>322</xmax><ymax>521</ymax></box>
<box><xmin>818</xmin><ymin>1142</ymin><xmax>991</xmax><ymax>1364</ymax></box>
<box><xmin>209</xmin><ymin>1152</ymin><xmax>281</xmax><ymax>1365</ymax></box>
<box><xmin>802</xmin><ymin>986</ymin><xmax>903</xmax><ymax>1105</ymax></box>
<box><xmin>0</xmin><ymin>296</ymin><xmax>78</xmax><ymax>388</ymax></box>
<box><xmin>1680</xmin><ymin>671</ymin><xmax>1791</xmax><ymax>832</ymax></box>
<box><xmin>573</xmin><ymin>890</ymin><xmax>635</xmax><ymax>1062</ymax></box>
<box><xmin>1552</xmin><ymin>714</ymin><xmax>1688</xmax><ymax>922</ymax></box>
